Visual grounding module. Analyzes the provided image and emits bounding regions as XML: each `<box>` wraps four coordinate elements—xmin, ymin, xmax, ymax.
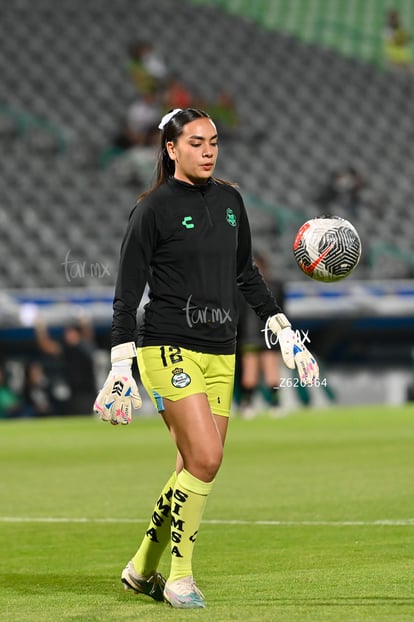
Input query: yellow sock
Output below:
<box><xmin>168</xmin><ymin>469</ymin><xmax>214</xmax><ymax>582</ymax></box>
<box><xmin>132</xmin><ymin>471</ymin><xmax>177</xmax><ymax>576</ymax></box>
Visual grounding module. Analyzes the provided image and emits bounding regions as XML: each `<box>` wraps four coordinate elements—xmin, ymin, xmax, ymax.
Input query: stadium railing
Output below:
<box><xmin>368</xmin><ymin>242</ymin><xmax>414</xmax><ymax>273</ymax></box>
<box><xmin>0</xmin><ymin>105</ymin><xmax>67</xmax><ymax>153</ymax></box>
<box><xmin>242</xmin><ymin>192</ymin><xmax>307</xmax><ymax>234</ymax></box>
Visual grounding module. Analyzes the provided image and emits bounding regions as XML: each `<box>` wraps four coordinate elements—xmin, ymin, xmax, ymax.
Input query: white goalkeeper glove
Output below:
<box><xmin>93</xmin><ymin>342</ymin><xmax>142</xmax><ymax>425</ymax></box>
<box><xmin>265</xmin><ymin>313</ymin><xmax>319</xmax><ymax>385</ymax></box>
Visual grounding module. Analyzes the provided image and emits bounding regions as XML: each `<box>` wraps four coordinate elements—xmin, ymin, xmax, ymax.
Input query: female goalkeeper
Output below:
<box><xmin>94</xmin><ymin>107</ymin><xmax>318</xmax><ymax>609</ymax></box>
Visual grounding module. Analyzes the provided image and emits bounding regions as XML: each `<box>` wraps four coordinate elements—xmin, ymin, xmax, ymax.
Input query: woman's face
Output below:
<box><xmin>167</xmin><ymin>117</ymin><xmax>218</xmax><ymax>184</ymax></box>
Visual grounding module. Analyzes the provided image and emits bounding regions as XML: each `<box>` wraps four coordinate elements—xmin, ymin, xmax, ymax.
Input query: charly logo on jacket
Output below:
<box><xmin>226</xmin><ymin>207</ymin><xmax>237</xmax><ymax>226</ymax></box>
<box><xmin>171</xmin><ymin>367</ymin><xmax>191</xmax><ymax>388</ymax></box>
<box><xmin>182</xmin><ymin>216</ymin><xmax>194</xmax><ymax>229</ymax></box>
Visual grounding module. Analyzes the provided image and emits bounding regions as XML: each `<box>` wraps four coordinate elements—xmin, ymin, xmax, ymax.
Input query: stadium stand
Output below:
<box><xmin>0</xmin><ymin>0</ymin><xmax>414</xmax><ymax>291</ymax></box>
<box><xmin>189</xmin><ymin>0</ymin><xmax>414</xmax><ymax>68</ymax></box>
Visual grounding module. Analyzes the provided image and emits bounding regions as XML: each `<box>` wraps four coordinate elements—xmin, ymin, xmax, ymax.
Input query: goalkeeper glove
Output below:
<box><xmin>265</xmin><ymin>313</ymin><xmax>319</xmax><ymax>385</ymax></box>
<box><xmin>93</xmin><ymin>342</ymin><xmax>142</xmax><ymax>425</ymax></box>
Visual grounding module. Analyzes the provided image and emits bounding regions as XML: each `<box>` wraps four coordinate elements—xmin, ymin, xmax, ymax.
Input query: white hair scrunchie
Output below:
<box><xmin>158</xmin><ymin>108</ymin><xmax>182</xmax><ymax>130</ymax></box>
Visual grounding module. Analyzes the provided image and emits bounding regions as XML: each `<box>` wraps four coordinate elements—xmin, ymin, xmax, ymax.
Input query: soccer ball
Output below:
<box><xmin>293</xmin><ymin>216</ymin><xmax>361</xmax><ymax>282</ymax></box>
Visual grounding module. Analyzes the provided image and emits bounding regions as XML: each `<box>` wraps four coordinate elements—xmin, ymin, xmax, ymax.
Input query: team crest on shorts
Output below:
<box><xmin>171</xmin><ymin>367</ymin><xmax>191</xmax><ymax>388</ymax></box>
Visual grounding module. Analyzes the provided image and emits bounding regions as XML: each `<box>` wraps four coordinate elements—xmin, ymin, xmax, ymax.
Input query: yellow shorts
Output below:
<box><xmin>137</xmin><ymin>345</ymin><xmax>235</xmax><ymax>417</ymax></box>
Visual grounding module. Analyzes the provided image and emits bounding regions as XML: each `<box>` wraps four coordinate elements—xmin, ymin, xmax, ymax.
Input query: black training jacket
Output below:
<box><xmin>112</xmin><ymin>177</ymin><xmax>281</xmax><ymax>354</ymax></box>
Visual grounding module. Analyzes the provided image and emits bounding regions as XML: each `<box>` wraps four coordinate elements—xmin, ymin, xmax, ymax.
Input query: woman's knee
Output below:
<box><xmin>187</xmin><ymin>445</ymin><xmax>223</xmax><ymax>482</ymax></box>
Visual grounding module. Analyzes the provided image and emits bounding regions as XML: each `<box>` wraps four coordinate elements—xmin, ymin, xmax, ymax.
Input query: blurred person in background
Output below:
<box><xmin>162</xmin><ymin>76</ymin><xmax>195</xmax><ymax>111</ymax></box>
<box><xmin>114</xmin><ymin>85</ymin><xmax>162</xmax><ymax>151</ymax></box>
<box><xmin>21</xmin><ymin>360</ymin><xmax>54</xmax><ymax>418</ymax></box>
<box><xmin>35</xmin><ymin>315</ymin><xmax>97</xmax><ymax>416</ymax></box>
<box><xmin>236</xmin><ymin>252</ymin><xmax>286</xmax><ymax>418</ymax></box>
<box><xmin>128</xmin><ymin>40</ymin><xmax>169</xmax><ymax>95</ymax></box>
<box><xmin>108</xmin><ymin>82</ymin><xmax>163</xmax><ymax>185</ymax></box>
<box><xmin>0</xmin><ymin>359</ymin><xmax>22</xmax><ymax>419</ymax></box>
<box><xmin>315</xmin><ymin>166</ymin><xmax>365</xmax><ymax>218</ymax></box>
<box><xmin>206</xmin><ymin>91</ymin><xmax>239</xmax><ymax>141</ymax></box>
<box><xmin>383</xmin><ymin>10</ymin><xmax>412</xmax><ymax>70</ymax></box>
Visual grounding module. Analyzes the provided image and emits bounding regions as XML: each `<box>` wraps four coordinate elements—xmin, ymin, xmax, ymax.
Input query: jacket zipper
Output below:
<box><xmin>200</xmin><ymin>193</ymin><xmax>213</xmax><ymax>228</ymax></box>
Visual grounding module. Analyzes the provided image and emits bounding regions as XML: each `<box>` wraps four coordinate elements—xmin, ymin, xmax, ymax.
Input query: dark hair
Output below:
<box><xmin>138</xmin><ymin>107</ymin><xmax>235</xmax><ymax>200</ymax></box>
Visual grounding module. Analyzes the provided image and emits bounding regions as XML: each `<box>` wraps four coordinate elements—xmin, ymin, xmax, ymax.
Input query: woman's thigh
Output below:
<box><xmin>162</xmin><ymin>393</ymin><xmax>229</xmax><ymax>482</ymax></box>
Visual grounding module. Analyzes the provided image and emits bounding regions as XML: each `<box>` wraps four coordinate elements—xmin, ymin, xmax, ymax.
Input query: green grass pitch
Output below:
<box><xmin>1</xmin><ymin>404</ymin><xmax>414</xmax><ymax>621</ymax></box>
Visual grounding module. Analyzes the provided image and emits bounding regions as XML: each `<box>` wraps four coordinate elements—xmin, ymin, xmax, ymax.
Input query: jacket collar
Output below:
<box><xmin>169</xmin><ymin>177</ymin><xmax>214</xmax><ymax>193</ymax></box>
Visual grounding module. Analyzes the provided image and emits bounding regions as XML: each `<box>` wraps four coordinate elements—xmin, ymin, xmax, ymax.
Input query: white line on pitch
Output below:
<box><xmin>1</xmin><ymin>517</ymin><xmax>414</xmax><ymax>526</ymax></box>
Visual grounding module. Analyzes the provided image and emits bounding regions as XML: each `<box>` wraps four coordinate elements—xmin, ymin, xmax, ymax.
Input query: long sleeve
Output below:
<box><xmin>236</xmin><ymin>200</ymin><xmax>282</xmax><ymax>321</ymax></box>
<box><xmin>111</xmin><ymin>202</ymin><xmax>158</xmax><ymax>347</ymax></box>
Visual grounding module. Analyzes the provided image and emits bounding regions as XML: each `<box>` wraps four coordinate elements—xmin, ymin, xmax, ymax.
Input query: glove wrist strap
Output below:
<box><xmin>112</xmin><ymin>359</ymin><xmax>132</xmax><ymax>370</ymax></box>
<box><xmin>264</xmin><ymin>313</ymin><xmax>292</xmax><ymax>349</ymax></box>
<box><xmin>270</xmin><ymin>313</ymin><xmax>291</xmax><ymax>334</ymax></box>
<box><xmin>111</xmin><ymin>341</ymin><xmax>137</xmax><ymax>364</ymax></box>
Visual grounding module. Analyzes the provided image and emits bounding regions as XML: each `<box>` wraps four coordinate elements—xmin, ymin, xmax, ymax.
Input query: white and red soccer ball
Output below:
<box><xmin>293</xmin><ymin>216</ymin><xmax>361</xmax><ymax>282</ymax></box>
